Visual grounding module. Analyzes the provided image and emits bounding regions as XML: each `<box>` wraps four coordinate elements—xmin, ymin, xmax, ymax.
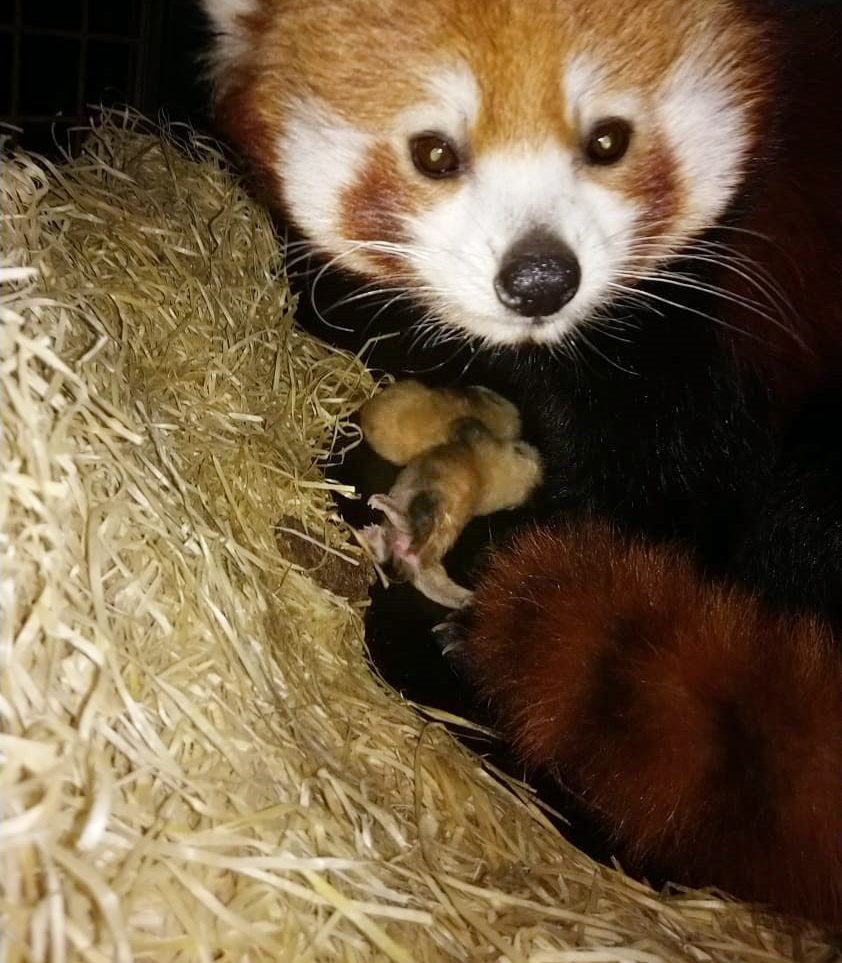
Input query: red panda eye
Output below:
<box><xmin>410</xmin><ymin>134</ymin><xmax>462</xmax><ymax>178</ymax></box>
<box><xmin>584</xmin><ymin>118</ymin><xmax>633</xmax><ymax>165</ymax></box>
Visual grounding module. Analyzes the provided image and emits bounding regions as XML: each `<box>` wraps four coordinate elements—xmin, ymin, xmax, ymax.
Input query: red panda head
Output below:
<box><xmin>203</xmin><ymin>0</ymin><xmax>771</xmax><ymax>348</ymax></box>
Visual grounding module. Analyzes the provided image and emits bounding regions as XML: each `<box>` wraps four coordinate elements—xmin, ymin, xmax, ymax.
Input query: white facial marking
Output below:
<box><xmin>427</xmin><ymin>62</ymin><xmax>480</xmax><ymax>127</ymax></box>
<box><xmin>564</xmin><ymin>54</ymin><xmax>644</xmax><ymax>140</ymax></box>
<box><xmin>396</xmin><ymin>61</ymin><xmax>480</xmax><ymax>148</ymax></box>
<box><xmin>280</xmin><ymin>100</ymin><xmax>374</xmax><ymax>271</ymax></box>
<box><xmin>564</xmin><ymin>54</ymin><xmax>604</xmax><ymax>125</ymax></box>
<box><xmin>659</xmin><ymin>50</ymin><xmax>750</xmax><ymax>230</ymax></box>
<box><xmin>405</xmin><ymin>145</ymin><xmax>640</xmax><ymax>346</ymax></box>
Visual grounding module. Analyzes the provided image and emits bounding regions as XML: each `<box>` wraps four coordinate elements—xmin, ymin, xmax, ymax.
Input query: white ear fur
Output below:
<box><xmin>200</xmin><ymin>0</ymin><xmax>255</xmax><ymax>36</ymax></box>
<box><xmin>200</xmin><ymin>0</ymin><xmax>256</xmax><ymax>89</ymax></box>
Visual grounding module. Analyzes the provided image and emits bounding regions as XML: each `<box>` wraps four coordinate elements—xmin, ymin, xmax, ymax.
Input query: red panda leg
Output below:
<box><xmin>460</xmin><ymin>522</ymin><xmax>842</xmax><ymax>925</ymax></box>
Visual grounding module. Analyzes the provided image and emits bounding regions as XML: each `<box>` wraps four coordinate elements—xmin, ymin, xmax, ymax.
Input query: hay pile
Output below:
<box><xmin>1</xmin><ymin>115</ymin><xmax>835</xmax><ymax>962</ymax></box>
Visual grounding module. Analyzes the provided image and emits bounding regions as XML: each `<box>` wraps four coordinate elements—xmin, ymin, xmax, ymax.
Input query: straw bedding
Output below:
<box><xmin>1</xmin><ymin>115</ymin><xmax>836</xmax><ymax>962</ymax></box>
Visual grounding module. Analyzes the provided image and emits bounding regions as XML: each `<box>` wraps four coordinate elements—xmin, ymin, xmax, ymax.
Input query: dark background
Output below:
<box><xmin>0</xmin><ymin>0</ymin><xmax>209</xmax><ymax>155</ymax></box>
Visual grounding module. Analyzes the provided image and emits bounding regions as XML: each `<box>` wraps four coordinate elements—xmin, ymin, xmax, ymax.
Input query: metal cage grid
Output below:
<box><xmin>1</xmin><ymin>0</ymin><xmax>166</xmax><ymax>154</ymax></box>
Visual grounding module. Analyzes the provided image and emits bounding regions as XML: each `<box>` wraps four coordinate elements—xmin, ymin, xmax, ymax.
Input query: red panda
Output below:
<box><xmin>202</xmin><ymin>0</ymin><xmax>842</xmax><ymax>927</ymax></box>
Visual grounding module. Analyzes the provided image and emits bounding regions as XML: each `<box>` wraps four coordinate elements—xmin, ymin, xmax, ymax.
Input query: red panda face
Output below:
<box><xmin>204</xmin><ymin>0</ymin><xmax>769</xmax><ymax>347</ymax></box>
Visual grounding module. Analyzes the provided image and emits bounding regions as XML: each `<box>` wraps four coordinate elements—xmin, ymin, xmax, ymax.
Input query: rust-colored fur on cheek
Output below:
<box><xmin>463</xmin><ymin>523</ymin><xmax>842</xmax><ymax>924</ymax></box>
<box><xmin>626</xmin><ymin>131</ymin><xmax>679</xmax><ymax>238</ymax></box>
<box><xmin>338</xmin><ymin>145</ymin><xmax>418</xmax><ymax>270</ymax></box>
<box><xmin>339</xmin><ymin>146</ymin><xmax>406</xmax><ymax>240</ymax></box>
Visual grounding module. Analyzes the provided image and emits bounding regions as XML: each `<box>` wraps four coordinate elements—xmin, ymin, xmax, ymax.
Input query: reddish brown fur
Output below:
<box><xmin>462</xmin><ymin>522</ymin><xmax>842</xmax><ymax>924</ymax></box>
<box><xmin>628</xmin><ymin>131</ymin><xmax>680</xmax><ymax>241</ymax></box>
<box><xmin>338</xmin><ymin>145</ymin><xmax>415</xmax><ymax>270</ymax></box>
<box><xmin>214</xmin><ymin>71</ymin><xmax>280</xmax><ymax>209</ymax></box>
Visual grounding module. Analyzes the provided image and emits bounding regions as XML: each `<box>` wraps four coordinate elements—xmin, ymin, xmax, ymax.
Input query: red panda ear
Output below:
<box><xmin>200</xmin><ymin>0</ymin><xmax>259</xmax><ymax>95</ymax></box>
<box><xmin>200</xmin><ymin>0</ymin><xmax>255</xmax><ymax>35</ymax></box>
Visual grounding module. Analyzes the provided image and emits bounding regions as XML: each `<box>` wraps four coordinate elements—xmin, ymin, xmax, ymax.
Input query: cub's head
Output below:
<box><xmin>203</xmin><ymin>0</ymin><xmax>771</xmax><ymax>347</ymax></box>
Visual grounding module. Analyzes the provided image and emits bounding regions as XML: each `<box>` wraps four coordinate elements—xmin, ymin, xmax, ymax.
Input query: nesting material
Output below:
<box><xmin>0</xmin><ymin>114</ymin><xmax>834</xmax><ymax>962</ymax></box>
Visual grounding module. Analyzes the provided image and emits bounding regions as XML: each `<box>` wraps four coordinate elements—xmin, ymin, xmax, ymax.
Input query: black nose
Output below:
<box><xmin>494</xmin><ymin>231</ymin><xmax>581</xmax><ymax>318</ymax></box>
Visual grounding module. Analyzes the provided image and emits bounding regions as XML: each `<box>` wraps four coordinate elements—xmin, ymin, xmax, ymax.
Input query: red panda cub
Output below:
<box><xmin>202</xmin><ymin>0</ymin><xmax>842</xmax><ymax>926</ymax></box>
<box><xmin>359</xmin><ymin>380</ymin><xmax>541</xmax><ymax>608</ymax></box>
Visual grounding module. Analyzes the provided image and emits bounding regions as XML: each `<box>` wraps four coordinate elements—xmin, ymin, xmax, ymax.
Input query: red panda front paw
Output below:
<box><xmin>432</xmin><ymin>602</ymin><xmax>478</xmax><ymax>664</ymax></box>
<box><xmin>459</xmin><ymin>521</ymin><xmax>842</xmax><ymax>925</ymax></box>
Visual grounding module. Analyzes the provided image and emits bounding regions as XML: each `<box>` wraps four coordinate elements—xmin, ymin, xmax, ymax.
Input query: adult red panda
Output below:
<box><xmin>201</xmin><ymin>0</ymin><xmax>842</xmax><ymax>926</ymax></box>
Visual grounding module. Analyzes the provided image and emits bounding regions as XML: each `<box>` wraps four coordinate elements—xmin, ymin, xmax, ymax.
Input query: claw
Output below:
<box><xmin>432</xmin><ymin>615</ymin><xmax>467</xmax><ymax>656</ymax></box>
<box><xmin>368</xmin><ymin>493</ymin><xmax>412</xmax><ymax>535</ymax></box>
